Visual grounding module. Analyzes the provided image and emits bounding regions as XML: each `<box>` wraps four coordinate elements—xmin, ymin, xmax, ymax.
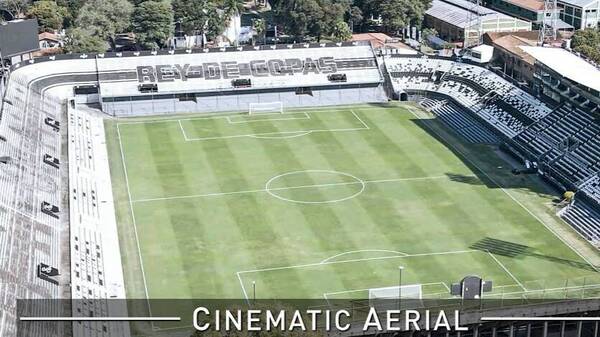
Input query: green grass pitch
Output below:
<box><xmin>106</xmin><ymin>103</ymin><xmax>600</xmax><ymax>304</ymax></box>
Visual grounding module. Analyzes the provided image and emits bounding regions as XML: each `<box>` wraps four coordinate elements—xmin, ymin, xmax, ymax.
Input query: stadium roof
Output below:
<box><xmin>504</xmin><ymin>0</ymin><xmax>545</xmax><ymax>11</ymax></box>
<box><xmin>521</xmin><ymin>46</ymin><xmax>600</xmax><ymax>92</ymax></box>
<box><xmin>426</xmin><ymin>0</ymin><xmax>513</xmax><ymax>28</ymax></box>
<box><xmin>558</xmin><ymin>0</ymin><xmax>599</xmax><ymax>8</ymax></box>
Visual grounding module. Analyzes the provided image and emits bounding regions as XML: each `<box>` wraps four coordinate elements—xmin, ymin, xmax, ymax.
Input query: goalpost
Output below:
<box><xmin>369</xmin><ymin>284</ymin><xmax>423</xmax><ymax>309</ymax></box>
<box><xmin>248</xmin><ymin>102</ymin><xmax>283</xmax><ymax>115</ymax></box>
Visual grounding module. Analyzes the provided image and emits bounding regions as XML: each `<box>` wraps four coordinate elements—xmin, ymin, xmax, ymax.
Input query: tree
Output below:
<box><xmin>0</xmin><ymin>0</ymin><xmax>29</xmax><ymax>18</ymax></box>
<box><xmin>74</xmin><ymin>0</ymin><xmax>133</xmax><ymax>50</ymax></box>
<box><xmin>132</xmin><ymin>0</ymin><xmax>173</xmax><ymax>50</ymax></box>
<box><xmin>172</xmin><ymin>0</ymin><xmax>225</xmax><ymax>43</ymax></box>
<box><xmin>330</xmin><ymin>20</ymin><xmax>352</xmax><ymax>42</ymax></box>
<box><xmin>221</xmin><ymin>0</ymin><xmax>244</xmax><ymax>21</ymax></box>
<box><xmin>571</xmin><ymin>28</ymin><xmax>600</xmax><ymax>64</ymax></box>
<box><xmin>348</xmin><ymin>6</ymin><xmax>362</xmax><ymax>31</ymax></box>
<box><xmin>276</xmin><ymin>0</ymin><xmax>350</xmax><ymax>42</ymax></box>
<box><xmin>421</xmin><ymin>27</ymin><xmax>437</xmax><ymax>45</ymax></box>
<box><xmin>56</xmin><ymin>0</ymin><xmax>85</xmax><ymax>28</ymax></box>
<box><xmin>63</xmin><ymin>27</ymin><xmax>107</xmax><ymax>53</ymax></box>
<box><xmin>26</xmin><ymin>1</ymin><xmax>68</xmax><ymax>32</ymax></box>
<box><xmin>252</xmin><ymin>18</ymin><xmax>265</xmax><ymax>45</ymax></box>
<box><xmin>357</xmin><ymin>0</ymin><xmax>432</xmax><ymax>34</ymax></box>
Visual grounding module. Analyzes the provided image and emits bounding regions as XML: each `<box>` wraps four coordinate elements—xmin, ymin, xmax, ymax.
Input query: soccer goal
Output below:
<box><xmin>248</xmin><ymin>102</ymin><xmax>283</xmax><ymax>115</ymax></box>
<box><xmin>369</xmin><ymin>284</ymin><xmax>423</xmax><ymax>310</ymax></box>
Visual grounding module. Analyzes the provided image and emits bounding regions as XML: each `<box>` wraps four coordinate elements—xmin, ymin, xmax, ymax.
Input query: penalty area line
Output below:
<box><xmin>237</xmin><ymin>249</ymin><xmax>479</xmax><ymax>275</ymax></box>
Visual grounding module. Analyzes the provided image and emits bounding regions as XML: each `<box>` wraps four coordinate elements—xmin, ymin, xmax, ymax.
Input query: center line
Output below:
<box><xmin>132</xmin><ymin>175</ymin><xmax>471</xmax><ymax>203</ymax></box>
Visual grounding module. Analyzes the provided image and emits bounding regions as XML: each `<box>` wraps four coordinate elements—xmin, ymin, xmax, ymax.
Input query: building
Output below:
<box><xmin>0</xmin><ymin>19</ymin><xmax>39</xmax><ymax>66</ymax></box>
<box><xmin>485</xmin><ymin>0</ymin><xmax>574</xmax><ymax>30</ymax></box>
<box><xmin>351</xmin><ymin>33</ymin><xmax>416</xmax><ymax>53</ymax></box>
<box><xmin>425</xmin><ymin>0</ymin><xmax>532</xmax><ymax>47</ymax></box>
<box><xmin>522</xmin><ymin>46</ymin><xmax>599</xmax><ymax>111</ymax></box>
<box><xmin>38</xmin><ymin>32</ymin><xmax>61</xmax><ymax>50</ymax></box>
<box><xmin>558</xmin><ymin>0</ymin><xmax>600</xmax><ymax>29</ymax></box>
<box><xmin>484</xmin><ymin>31</ymin><xmax>539</xmax><ymax>86</ymax></box>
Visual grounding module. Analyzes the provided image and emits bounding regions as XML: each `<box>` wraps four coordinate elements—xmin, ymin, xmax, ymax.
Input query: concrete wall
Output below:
<box><xmin>101</xmin><ymin>86</ymin><xmax>388</xmax><ymax>117</ymax></box>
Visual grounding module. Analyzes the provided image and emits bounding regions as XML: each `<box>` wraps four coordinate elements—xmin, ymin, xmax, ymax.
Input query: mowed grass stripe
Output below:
<box><xmin>113</xmin><ymin>105</ymin><xmax>599</xmax><ymax>301</ymax></box>
<box><xmin>301</xmin><ymin>118</ymin><xmax>414</xmax><ymax>257</ymax></box>
<box><xmin>349</xmin><ymin>109</ymin><xmax>485</xmax><ymax>256</ymax></box>
<box><xmin>239</xmin><ymin>116</ymin><xmax>377</xmax><ymax>296</ymax></box>
<box><xmin>190</xmin><ymin>116</ymin><xmax>313</xmax><ymax>298</ymax></box>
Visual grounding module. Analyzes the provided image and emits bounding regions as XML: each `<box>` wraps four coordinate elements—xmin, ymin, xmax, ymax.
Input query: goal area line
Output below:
<box><xmin>178</xmin><ymin>109</ymin><xmax>370</xmax><ymax>142</ymax></box>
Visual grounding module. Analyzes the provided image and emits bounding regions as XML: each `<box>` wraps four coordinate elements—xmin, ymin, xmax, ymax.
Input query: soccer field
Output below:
<box><xmin>107</xmin><ymin>103</ymin><xmax>600</xmax><ymax>303</ymax></box>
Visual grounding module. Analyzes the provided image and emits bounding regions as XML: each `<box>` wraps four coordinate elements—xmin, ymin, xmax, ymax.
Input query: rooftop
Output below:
<box><xmin>557</xmin><ymin>0</ymin><xmax>599</xmax><ymax>8</ymax></box>
<box><xmin>487</xmin><ymin>32</ymin><xmax>538</xmax><ymax>65</ymax></box>
<box><xmin>521</xmin><ymin>46</ymin><xmax>600</xmax><ymax>92</ymax></box>
<box><xmin>351</xmin><ymin>33</ymin><xmax>416</xmax><ymax>52</ymax></box>
<box><xmin>426</xmin><ymin>0</ymin><xmax>514</xmax><ymax>28</ymax></box>
<box><xmin>504</xmin><ymin>0</ymin><xmax>545</xmax><ymax>11</ymax></box>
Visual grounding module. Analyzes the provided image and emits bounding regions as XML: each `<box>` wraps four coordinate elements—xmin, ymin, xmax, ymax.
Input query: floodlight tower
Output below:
<box><xmin>465</xmin><ymin>0</ymin><xmax>483</xmax><ymax>48</ymax></box>
<box><xmin>538</xmin><ymin>0</ymin><xmax>558</xmax><ymax>46</ymax></box>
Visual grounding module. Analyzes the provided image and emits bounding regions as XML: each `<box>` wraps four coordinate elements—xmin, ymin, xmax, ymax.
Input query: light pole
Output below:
<box><xmin>398</xmin><ymin>266</ymin><xmax>404</xmax><ymax>312</ymax></box>
<box><xmin>252</xmin><ymin>281</ymin><xmax>256</xmax><ymax>305</ymax></box>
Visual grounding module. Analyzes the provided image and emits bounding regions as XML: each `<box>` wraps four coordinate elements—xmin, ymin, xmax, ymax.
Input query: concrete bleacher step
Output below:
<box><xmin>562</xmin><ymin>202</ymin><xmax>600</xmax><ymax>243</ymax></box>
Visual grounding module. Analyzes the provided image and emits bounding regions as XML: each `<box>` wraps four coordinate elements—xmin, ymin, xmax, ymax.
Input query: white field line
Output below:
<box><xmin>116</xmin><ymin>124</ymin><xmax>153</xmax><ymax>318</ymax></box>
<box><xmin>351</xmin><ymin>110</ymin><xmax>370</xmax><ymax>130</ymax></box>
<box><xmin>405</xmin><ymin>105</ymin><xmax>599</xmax><ymax>273</ymax></box>
<box><xmin>131</xmin><ymin>175</ymin><xmax>457</xmax><ymax>203</ymax></box>
<box><xmin>182</xmin><ymin>109</ymin><xmax>368</xmax><ymax>141</ymax></box>
<box><xmin>323</xmin><ymin>282</ymin><xmax>449</xmax><ymax>297</ymax></box>
<box><xmin>487</xmin><ymin>251</ymin><xmax>527</xmax><ymax>291</ymax></box>
<box><xmin>115</xmin><ymin>106</ymin><xmax>391</xmax><ymax>126</ymax></box>
<box><xmin>183</xmin><ymin>127</ymin><xmax>369</xmax><ymax>141</ymax></box>
<box><xmin>226</xmin><ymin>112</ymin><xmax>311</xmax><ymax>124</ymax></box>
<box><xmin>320</xmin><ymin>249</ymin><xmax>409</xmax><ymax>264</ymax></box>
<box><xmin>125</xmin><ymin>109</ymin><xmax>369</xmax><ymax>141</ymax></box>
<box><xmin>177</xmin><ymin>120</ymin><xmax>189</xmax><ymax>141</ymax></box>
<box><xmin>237</xmin><ymin>249</ymin><xmax>478</xmax><ymax>275</ymax></box>
<box><xmin>236</xmin><ymin>272</ymin><xmax>250</xmax><ymax>305</ymax></box>
<box><xmin>483</xmin><ymin>283</ymin><xmax>600</xmax><ymax>298</ymax></box>
<box><xmin>249</xmin><ymin>131</ymin><xmax>313</xmax><ymax>140</ymax></box>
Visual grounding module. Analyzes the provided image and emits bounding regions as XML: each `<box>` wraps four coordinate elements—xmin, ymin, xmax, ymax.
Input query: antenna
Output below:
<box><xmin>538</xmin><ymin>0</ymin><xmax>558</xmax><ymax>46</ymax></box>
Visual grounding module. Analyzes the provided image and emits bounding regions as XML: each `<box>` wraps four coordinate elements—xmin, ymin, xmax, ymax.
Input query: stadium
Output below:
<box><xmin>1</xmin><ymin>40</ymin><xmax>600</xmax><ymax>336</ymax></box>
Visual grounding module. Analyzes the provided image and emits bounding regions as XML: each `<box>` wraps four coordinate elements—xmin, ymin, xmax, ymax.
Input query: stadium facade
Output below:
<box><xmin>1</xmin><ymin>38</ymin><xmax>600</xmax><ymax>337</ymax></box>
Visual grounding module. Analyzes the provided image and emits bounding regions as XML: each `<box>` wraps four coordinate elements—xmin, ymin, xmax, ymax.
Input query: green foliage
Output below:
<box><xmin>421</xmin><ymin>27</ymin><xmax>438</xmax><ymax>47</ymax></box>
<box><xmin>571</xmin><ymin>28</ymin><xmax>600</xmax><ymax>64</ymax></box>
<box><xmin>330</xmin><ymin>20</ymin><xmax>352</xmax><ymax>42</ymax></box>
<box><xmin>274</xmin><ymin>0</ymin><xmax>351</xmax><ymax>41</ymax></box>
<box><xmin>274</xmin><ymin>0</ymin><xmax>431</xmax><ymax>40</ymax></box>
<box><xmin>172</xmin><ymin>0</ymin><xmax>225</xmax><ymax>41</ymax></box>
<box><xmin>220</xmin><ymin>0</ymin><xmax>244</xmax><ymax>19</ymax></box>
<box><xmin>63</xmin><ymin>27</ymin><xmax>106</xmax><ymax>53</ymax></box>
<box><xmin>74</xmin><ymin>0</ymin><xmax>133</xmax><ymax>44</ymax></box>
<box><xmin>0</xmin><ymin>0</ymin><xmax>29</xmax><ymax>19</ymax></box>
<box><xmin>56</xmin><ymin>0</ymin><xmax>85</xmax><ymax>28</ymax></box>
<box><xmin>355</xmin><ymin>0</ymin><xmax>432</xmax><ymax>33</ymax></box>
<box><xmin>132</xmin><ymin>0</ymin><xmax>173</xmax><ymax>50</ymax></box>
<box><xmin>26</xmin><ymin>0</ymin><xmax>68</xmax><ymax>32</ymax></box>
<box><xmin>252</xmin><ymin>18</ymin><xmax>266</xmax><ymax>45</ymax></box>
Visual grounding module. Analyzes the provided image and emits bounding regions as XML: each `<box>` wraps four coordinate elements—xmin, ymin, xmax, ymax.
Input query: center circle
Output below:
<box><xmin>265</xmin><ymin>170</ymin><xmax>365</xmax><ymax>204</ymax></box>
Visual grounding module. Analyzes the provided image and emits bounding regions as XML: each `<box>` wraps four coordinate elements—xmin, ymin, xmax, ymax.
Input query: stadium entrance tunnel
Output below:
<box><xmin>265</xmin><ymin>170</ymin><xmax>365</xmax><ymax>204</ymax></box>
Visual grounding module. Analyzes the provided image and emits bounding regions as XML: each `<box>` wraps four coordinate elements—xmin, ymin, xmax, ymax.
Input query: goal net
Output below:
<box><xmin>369</xmin><ymin>284</ymin><xmax>423</xmax><ymax>310</ymax></box>
<box><xmin>248</xmin><ymin>102</ymin><xmax>283</xmax><ymax>115</ymax></box>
